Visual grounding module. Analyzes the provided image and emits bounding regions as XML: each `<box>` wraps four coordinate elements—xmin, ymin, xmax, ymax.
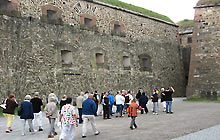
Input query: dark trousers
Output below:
<box><xmin>95</xmin><ymin>103</ymin><xmax>98</xmax><ymax>116</ymax></box>
<box><xmin>78</xmin><ymin>108</ymin><xmax>83</xmax><ymax>123</ymax></box>
<box><xmin>103</xmin><ymin>105</ymin><xmax>110</xmax><ymax>119</ymax></box>
<box><xmin>130</xmin><ymin>116</ymin><xmax>137</xmax><ymax>128</ymax></box>
<box><xmin>109</xmin><ymin>104</ymin><xmax>113</xmax><ymax>116</ymax></box>
<box><xmin>141</xmin><ymin>106</ymin><xmax>148</xmax><ymax>114</ymax></box>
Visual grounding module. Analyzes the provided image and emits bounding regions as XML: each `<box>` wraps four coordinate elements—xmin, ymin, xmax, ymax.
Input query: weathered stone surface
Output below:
<box><xmin>0</xmin><ymin>0</ymin><xmax>185</xmax><ymax>102</ymax></box>
<box><xmin>187</xmin><ymin>5</ymin><xmax>220</xmax><ymax>97</ymax></box>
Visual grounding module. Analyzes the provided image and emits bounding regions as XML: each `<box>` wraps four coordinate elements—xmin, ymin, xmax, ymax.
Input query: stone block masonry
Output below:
<box><xmin>0</xmin><ymin>0</ymin><xmax>185</xmax><ymax>101</ymax></box>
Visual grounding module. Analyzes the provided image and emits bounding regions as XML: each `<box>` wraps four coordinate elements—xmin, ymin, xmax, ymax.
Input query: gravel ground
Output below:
<box><xmin>0</xmin><ymin>98</ymin><xmax>220</xmax><ymax>140</ymax></box>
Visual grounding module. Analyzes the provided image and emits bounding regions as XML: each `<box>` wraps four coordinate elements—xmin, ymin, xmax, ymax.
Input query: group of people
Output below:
<box><xmin>0</xmin><ymin>86</ymin><xmax>175</xmax><ymax>139</ymax></box>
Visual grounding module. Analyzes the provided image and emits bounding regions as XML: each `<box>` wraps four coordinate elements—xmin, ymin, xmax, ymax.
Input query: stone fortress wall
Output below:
<box><xmin>0</xmin><ymin>0</ymin><xmax>185</xmax><ymax>101</ymax></box>
<box><xmin>187</xmin><ymin>1</ymin><xmax>220</xmax><ymax>97</ymax></box>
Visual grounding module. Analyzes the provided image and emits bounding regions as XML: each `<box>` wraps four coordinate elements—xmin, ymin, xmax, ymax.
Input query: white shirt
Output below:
<box><xmin>61</xmin><ymin>104</ymin><xmax>76</xmax><ymax>125</ymax></box>
<box><xmin>115</xmin><ymin>94</ymin><xmax>125</xmax><ymax>105</ymax></box>
<box><xmin>128</xmin><ymin>94</ymin><xmax>134</xmax><ymax>104</ymax></box>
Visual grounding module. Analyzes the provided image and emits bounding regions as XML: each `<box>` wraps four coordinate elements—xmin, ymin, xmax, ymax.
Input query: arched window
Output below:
<box><xmin>61</xmin><ymin>50</ymin><xmax>73</xmax><ymax>67</ymax></box>
<box><xmin>111</xmin><ymin>21</ymin><xmax>125</xmax><ymax>37</ymax></box>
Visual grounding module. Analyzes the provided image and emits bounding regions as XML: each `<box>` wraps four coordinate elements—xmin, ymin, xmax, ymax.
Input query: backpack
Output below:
<box><xmin>125</xmin><ymin>95</ymin><xmax>130</xmax><ymax>103</ymax></box>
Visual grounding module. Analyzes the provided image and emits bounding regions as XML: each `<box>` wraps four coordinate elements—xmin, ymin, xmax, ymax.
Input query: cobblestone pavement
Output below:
<box><xmin>1</xmin><ymin>98</ymin><xmax>220</xmax><ymax>140</ymax></box>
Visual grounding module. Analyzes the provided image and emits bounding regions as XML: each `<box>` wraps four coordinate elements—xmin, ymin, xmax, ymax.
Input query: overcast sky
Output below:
<box><xmin>120</xmin><ymin>0</ymin><xmax>199</xmax><ymax>23</ymax></box>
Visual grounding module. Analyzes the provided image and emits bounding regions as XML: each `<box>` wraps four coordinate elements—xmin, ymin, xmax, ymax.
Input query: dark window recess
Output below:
<box><xmin>123</xmin><ymin>56</ymin><xmax>131</xmax><ymax>70</ymax></box>
<box><xmin>84</xmin><ymin>18</ymin><xmax>93</xmax><ymax>27</ymax></box>
<box><xmin>139</xmin><ymin>54</ymin><xmax>152</xmax><ymax>72</ymax></box>
<box><xmin>96</xmin><ymin>53</ymin><xmax>104</xmax><ymax>64</ymax></box>
<box><xmin>180</xmin><ymin>38</ymin><xmax>182</xmax><ymax>44</ymax></box>
<box><xmin>61</xmin><ymin>50</ymin><xmax>72</xmax><ymax>67</ymax></box>
<box><xmin>114</xmin><ymin>24</ymin><xmax>122</xmax><ymax>32</ymax></box>
<box><xmin>187</xmin><ymin>37</ymin><xmax>192</xmax><ymax>43</ymax></box>
<box><xmin>0</xmin><ymin>0</ymin><xmax>11</xmax><ymax>10</ymax></box>
<box><xmin>47</xmin><ymin>10</ymin><xmax>57</xmax><ymax>20</ymax></box>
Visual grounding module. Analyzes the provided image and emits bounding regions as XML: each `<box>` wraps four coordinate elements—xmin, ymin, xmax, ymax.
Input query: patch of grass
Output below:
<box><xmin>183</xmin><ymin>96</ymin><xmax>220</xmax><ymax>103</ymax></box>
<box><xmin>176</xmin><ymin>19</ymin><xmax>194</xmax><ymax>29</ymax></box>
<box><xmin>111</xmin><ymin>30</ymin><xmax>126</xmax><ymax>37</ymax></box>
<box><xmin>0</xmin><ymin>9</ymin><xmax>21</xmax><ymax>18</ymax></box>
<box><xmin>80</xmin><ymin>24</ymin><xmax>98</xmax><ymax>32</ymax></box>
<box><xmin>94</xmin><ymin>0</ymin><xmax>173</xmax><ymax>23</ymax></box>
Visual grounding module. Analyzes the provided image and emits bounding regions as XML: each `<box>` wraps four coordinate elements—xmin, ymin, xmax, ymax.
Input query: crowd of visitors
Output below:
<box><xmin>0</xmin><ymin>86</ymin><xmax>175</xmax><ymax>139</ymax></box>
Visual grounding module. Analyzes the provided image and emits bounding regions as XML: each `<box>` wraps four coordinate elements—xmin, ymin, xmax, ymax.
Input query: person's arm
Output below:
<box><xmin>170</xmin><ymin>87</ymin><xmax>175</xmax><ymax>93</ymax></box>
<box><xmin>73</xmin><ymin>113</ymin><xmax>78</xmax><ymax>127</ymax></box>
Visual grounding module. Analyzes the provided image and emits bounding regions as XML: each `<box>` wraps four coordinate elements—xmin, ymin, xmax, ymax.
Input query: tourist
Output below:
<box><xmin>93</xmin><ymin>91</ymin><xmax>100</xmax><ymax>116</ymax></box>
<box><xmin>76</xmin><ymin>92</ymin><xmax>85</xmax><ymax>124</ymax></box>
<box><xmin>20</xmin><ymin>95</ymin><xmax>34</xmax><ymax>136</ymax></box>
<box><xmin>139</xmin><ymin>92</ymin><xmax>148</xmax><ymax>114</ymax></box>
<box><xmin>44</xmin><ymin>97</ymin><xmax>58</xmax><ymax>138</ymax></box>
<box><xmin>115</xmin><ymin>91</ymin><xmax>125</xmax><ymax>117</ymax></box>
<box><xmin>2</xmin><ymin>93</ymin><xmax>18</xmax><ymax>133</ymax></box>
<box><xmin>151</xmin><ymin>89</ymin><xmax>159</xmax><ymax>115</ymax></box>
<box><xmin>59</xmin><ymin>97</ymin><xmax>78</xmax><ymax>140</ymax></box>
<box><xmin>103</xmin><ymin>93</ymin><xmax>111</xmax><ymax>119</ymax></box>
<box><xmin>160</xmin><ymin>88</ymin><xmax>166</xmax><ymax>112</ymax></box>
<box><xmin>165</xmin><ymin>86</ymin><xmax>175</xmax><ymax>114</ymax></box>
<box><xmin>84</xmin><ymin>91</ymin><xmax>89</xmax><ymax>99</ymax></box>
<box><xmin>99</xmin><ymin>92</ymin><xmax>105</xmax><ymax>116</ymax></box>
<box><xmin>107</xmin><ymin>90</ymin><xmax>114</xmax><ymax>116</ymax></box>
<box><xmin>30</xmin><ymin>92</ymin><xmax>43</xmax><ymax>131</ymax></box>
<box><xmin>136</xmin><ymin>88</ymin><xmax>142</xmax><ymax>105</ymax></box>
<box><xmin>48</xmin><ymin>91</ymin><xmax>59</xmax><ymax>104</ymax></box>
<box><xmin>59</xmin><ymin>95</ymin><xmax>67</xmax><ymax>113</ymax></box>
<box><xmin>124</xmin><ymin>90</ymin><xmax>133</xmax><ymax>113</ymax></box>
<box><xmin>82</xmin><ymin>93</ymin><xmax>100</xmax><ymax>138</ymax></box>
<box><xmin>127</xmin><ymin>99</ymin><xmax>142</xmax><ymax>130</ymax></box>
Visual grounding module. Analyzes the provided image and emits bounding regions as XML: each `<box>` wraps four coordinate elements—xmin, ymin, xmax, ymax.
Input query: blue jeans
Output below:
<box><xmin>166</xmin><ymin>101</ymin><xmax>172</xmax><ymax>113</ymax></box>
<box><xmin>116</xmin><ymin>104</ymin><xmax>122</xmax><ymax>116</ymax></box>
<box><xmin>109</xmin><ymin>104</ymin><xmax>113</xmax><ymax>116</ymax></box>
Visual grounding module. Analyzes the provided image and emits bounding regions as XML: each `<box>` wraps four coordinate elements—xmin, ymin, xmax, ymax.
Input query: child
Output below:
<box><xmin>127</xmin><ymin>99</ymin><xmax>142</xmax><ymax>130</ymax></box>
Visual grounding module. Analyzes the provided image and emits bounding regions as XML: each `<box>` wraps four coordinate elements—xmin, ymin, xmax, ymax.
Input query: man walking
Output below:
<box><xmin>82</xmin><ymin>93</ymin><xmax>100</xmax><ymax>138</ymax></box>
<box><xmin>108</xmin><ymin>90</ymin><xmax>114</xmax><ymax>116</ymax></box>
<box><xmin>76</xmin><ymin>92</ymin><xmax>85</xmax><ymax>124</ymax></box>
<box><xmin>30</xmin><ymin>92</ymin><xmax>43</xmax><ymax>131</ymax></box>
<box><xmin>59</xmin><ymin>97</ymin><xmax>78</xmax><ymax>140</ymax></box>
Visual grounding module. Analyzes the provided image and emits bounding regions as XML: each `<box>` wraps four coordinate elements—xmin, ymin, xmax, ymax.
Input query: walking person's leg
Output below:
<box><xmin>166</xmin><ymin>101</ymin><xmax>169</xmax><ymax>113</ymax></box>
<box><xmin>68</xmin><ymin>124</ymin><xmax>76</xmax><ymax>140</ymax></box>
<box><xmin>90</xmin><ymin>116</ymin><xmax>99</xmax><ymax>135</ymax></box>
<box><xmin>78</xmin><ymin>108</ymin><xmax>83</xmax><ymax>123</ymax></box>
<box><xmin>155</xmin><ymin>102</ymin><xmax>158</xmax><ymax>114</ymax></box>
<box><xmin>82</xmin><ymin>115</ymin><xmax>88</xmax><ymax>137</ymax></box>
<box><xmin>133</xmin><ymin>117</ymin><xmax>137</xmax><ymax>128</ymax></box>
<box><xmin>169</xmin><ymin>101</ymin><xmax>173</xmax><ymax>113</ymax></box>
<box><xmin>27</xmin><ymin>119</ymin><xmax>34</xmax><ymax>132</ymax></box>
<box><xmin>59</xmin><ymin>124</ymin><xmax>69</xmax><ymax>140</ymax></box>
<box><xmin>130</xmin><ymin>116</ymin><xmax>135</xmax><ymax>129</ymax></box>
<box><xmin>21</xmin><ymin>119</ymin><xmax>26</xmax><ymax>135</ymax></box>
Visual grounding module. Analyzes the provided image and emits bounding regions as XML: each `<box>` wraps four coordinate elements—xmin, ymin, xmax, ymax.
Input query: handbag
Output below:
<box><xmin>0</xmin><ymin>99</ymin><xmax>7</xmax><ymax>109</ymax></box>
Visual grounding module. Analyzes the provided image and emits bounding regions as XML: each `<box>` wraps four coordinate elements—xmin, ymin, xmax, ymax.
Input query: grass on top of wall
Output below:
<box><xmin>95</xmin><ymin>0</ymin><xmax>174</xmax><ymax>23</ymax></box>
<box><xmin>183</xmin><ymin>96</ymin><xmax>220</xmax><ymax>103</ymax></box>
<box><xmin>176</xmin><ymin>19</ymin><xmax>194</xmax><ymax>29</ymax></box>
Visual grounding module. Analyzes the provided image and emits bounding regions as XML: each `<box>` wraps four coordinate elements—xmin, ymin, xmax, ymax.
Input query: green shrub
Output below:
<box><xmin>0</xmin><ymin>9</ymin><xmax>21</xmax><ymax>18</ymax></box>
<box><xmin>80</xmin><ymin>24</ymin><xmax>98</xmax><ymax>32</ymax></box>
<box><xmin>111</xmin><ymin>30</ymin><xmax>126</xmax><ymax>37</ymax></box>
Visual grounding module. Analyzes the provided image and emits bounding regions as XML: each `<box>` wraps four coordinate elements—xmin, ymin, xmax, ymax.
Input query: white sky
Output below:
<box><xmin>120</xmin><ymin>0</ymin><xmax>199</xmax><ymax>23</ymax></box>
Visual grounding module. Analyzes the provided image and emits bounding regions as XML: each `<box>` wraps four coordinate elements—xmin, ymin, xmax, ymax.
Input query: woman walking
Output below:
<box><xmin>3</xmin><ymin>93</ymin><xmax>18</xmax><ymax>133</ymax></box>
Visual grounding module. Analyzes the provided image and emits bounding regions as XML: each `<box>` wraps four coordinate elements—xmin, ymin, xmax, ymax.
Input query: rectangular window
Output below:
<box><xmin>0</xmin><ymin>0</ymin><xmax>10</xmax><ymax>10</ymax></box>
<box><xmin>47</xmin><ymin>10</ymin><xmax>57</xmax><ymax>20</ymax></box>
<box><xmin>84</xmin><ymin>18</ymin><xmax>93</xmax><ymax>27</ymax></box>
<box><xmin>96</xmin><ymin>53</ymin><xmax>104</xmax><ymax>64</ymax></box>
<box><xmin>123</xmin><ymin>56</ymin><xmax>131</xmax><ymax>70</ymax></box>
<box><xmin>61</xmin><ymin>50</ymin><xmax>72</xmax><ymax>67</ymax></box>
<box><xmin>114</xmin><ymin>24</ymin><xmax>122</xmax><ymax>32</ymax></box>
<box><xmin>187</xmin><ymin>37</ymin><xmax>192</xmax><ymax>43</ymax></box>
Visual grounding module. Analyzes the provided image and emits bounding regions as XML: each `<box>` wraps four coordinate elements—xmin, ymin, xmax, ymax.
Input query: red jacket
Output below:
<box><xmin>127</xmin><ymin>102</ymin><xmax>142</xmax><ymax>117</ymax></box>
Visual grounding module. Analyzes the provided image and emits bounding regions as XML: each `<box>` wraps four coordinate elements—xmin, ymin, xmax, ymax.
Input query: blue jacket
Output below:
<box><xmin>82</xmin><ymin>98</ymin><xmax>96</xmax><ymax>115</ymax></box>
<box><xmin>108</xmin><ymin>94</ymin><xmax>114</xmax><ymax>105</ymax></box>
<box><xmin>20</xmin><ymin>101</ymin><xmax>34</xmax><ymax>119</ymax></box>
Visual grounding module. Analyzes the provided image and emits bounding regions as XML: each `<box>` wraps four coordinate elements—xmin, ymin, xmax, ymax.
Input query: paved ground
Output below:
<box><xmin>173</xmin><ymin>124</ymin><xmax>220</xmax><ymax>140</ymax></box>
<box><xmin>1</xmin><ymin>98</ymin><xmax>220</xmax><ymax>140</ymax></box>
